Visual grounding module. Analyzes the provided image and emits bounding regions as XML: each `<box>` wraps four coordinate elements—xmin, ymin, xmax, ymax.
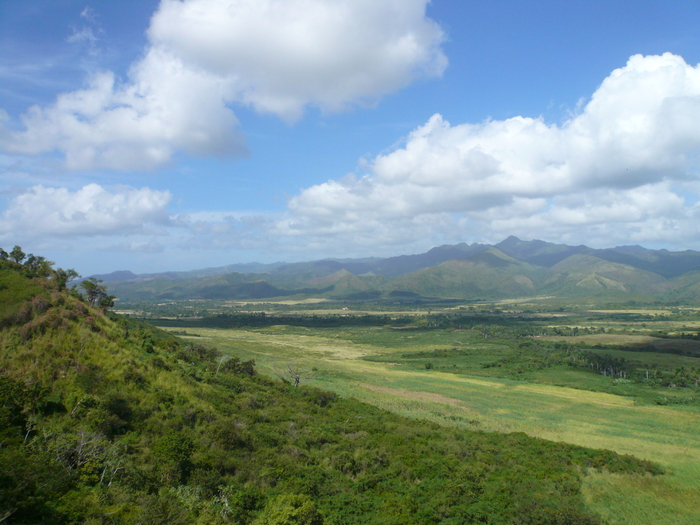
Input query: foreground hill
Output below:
<box><xmin>0</xmin><ymin>254</ymin><xmax>661</xmax><ymax>524</ymax></box>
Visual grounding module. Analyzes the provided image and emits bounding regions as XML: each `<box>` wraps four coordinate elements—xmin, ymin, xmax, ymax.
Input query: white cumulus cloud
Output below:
<box><xmin>279</xmin><ymin>53</ymin><xmax>700</xmax><ymax>250</ymax></box>
<box><xmin>0</xmin><ymin>0</ymin><xmax>446</xmax><ymax>170</ymax></box>
<box><xmin>150</xmin><ymin>0</ymin><xmax>447</xmax><ymax>121</ymax></box>
<box><xmin>0</xmin><ymin>184</ymin><xmax>173</xmax><ymax>237</ymax></box>
<box><xmin>0</xmin><ymin>53</ymin><xmax>246</xmax><ymax>170</ymax></box>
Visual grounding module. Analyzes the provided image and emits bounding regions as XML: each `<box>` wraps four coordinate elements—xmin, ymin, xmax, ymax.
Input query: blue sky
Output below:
<box><xmin>2</xmin><ymin>0</ymin><xmax>700</xmax><ymax>276</ymax></box>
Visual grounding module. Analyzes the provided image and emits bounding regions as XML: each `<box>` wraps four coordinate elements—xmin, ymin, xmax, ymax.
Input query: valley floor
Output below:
<box><xmin>155</xmin><ymin>322</ymin><xmax>700</xmax><ymax>525</ymax></box>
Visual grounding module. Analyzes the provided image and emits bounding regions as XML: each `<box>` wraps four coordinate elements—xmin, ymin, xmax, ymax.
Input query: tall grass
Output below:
<box><xmin>167</xmin><ymin>324</ymin><xmax>700</xmax><ymax>524</ymax></box>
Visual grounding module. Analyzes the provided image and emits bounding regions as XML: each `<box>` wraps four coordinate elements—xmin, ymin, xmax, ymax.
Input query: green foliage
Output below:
<box><xmin>80</xmin><ymin>277</ymin><xmax>115</xmax><ymax>310</ymax></box>
<box><xmin>153</xmin><ymin>433</ymin><xmax>195</xmax><ymax>484</ymax></box>
<box><xmin>0</xmin><ymin>257</ymin><xmax>669</xmax><ymax>524</ymax></box>
<box><xmin>253</xmin><ymin>494</ymin><xmax>323</xmax><ymax>525</ymax></box>
<box><xmin>9</xmin><ymin>245</ymin><xmax>26</xmax><ymax>264</ymax></box>
<box><xmin>0</xmin><ymin>447</ymin><xmax>71</xmax><ymax>524</ymax></box>
<box><xmin>53</xmin><ymin>268</ymin><xmax>80</xmax><ymax>292</ymax></box>
<box><xmin>221</xmin><ymin>355</ymin><xmax>257</xmax><ymax>376</ymax></box>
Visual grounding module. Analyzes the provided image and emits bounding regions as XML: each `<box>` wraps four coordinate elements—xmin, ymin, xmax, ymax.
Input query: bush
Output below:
<box><xmin>253</xmin><ymin>494</ymin><xmax>323</xmax><ymax>525</ymax></box>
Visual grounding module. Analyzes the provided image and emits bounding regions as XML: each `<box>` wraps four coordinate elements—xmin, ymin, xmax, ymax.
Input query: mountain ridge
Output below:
<box><xmin>100</xmin><ymin>237</ymin><xmax>700</xmax><ymax>303</ymax></box>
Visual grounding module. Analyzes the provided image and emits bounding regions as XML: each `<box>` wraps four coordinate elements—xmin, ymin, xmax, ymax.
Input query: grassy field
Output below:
<box><xmin>152</xmin><ymin>306</ymin><xmax>700</xmax><ymax>525</ymax></box>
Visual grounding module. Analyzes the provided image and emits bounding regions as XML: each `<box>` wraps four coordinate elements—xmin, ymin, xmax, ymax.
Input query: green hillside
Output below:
<box><xmin>107</xmin><ymin>272</ymin><xmax>330</xmax><ymax>301</ymax></box>
<box><xmin>310</xmin><ymin>270</ymin><xmax>390</xmax><ymax>299</ymax></box>
<box><xmin>0</xmin><ymin>254</ymin><xmax>664</xmax><ymax>524</ymax></box>
<box><xmin>384</xmin><ymin>248</ymin><xmax>544</xmax><ymax>299</ymax></box>
<box><xmin>594</xmin><ymin>246</ymin><xmax>700</xmax><ymax>278</ymax></box>
<box><xmin>542</xmin><ymin>254</ymin><xmax>670</xmax><ymax>297</ymax></box>
<box><xmin>663</xmin><ymin>270</ymin><xmax>700</xmax><ymax>303</ymax></box>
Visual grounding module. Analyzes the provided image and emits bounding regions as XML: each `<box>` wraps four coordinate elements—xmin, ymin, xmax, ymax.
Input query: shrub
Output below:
<box><xmin>253</xmin><ymin>494</ymin><xmax>323</xmax><ymax>525</ymax></box>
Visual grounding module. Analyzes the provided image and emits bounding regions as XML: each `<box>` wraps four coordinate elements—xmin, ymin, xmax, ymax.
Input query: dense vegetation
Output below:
<box><xmin>0</xmin><ymin>253</ymin><xmax>665</xmax><ymax>524</ymax></box>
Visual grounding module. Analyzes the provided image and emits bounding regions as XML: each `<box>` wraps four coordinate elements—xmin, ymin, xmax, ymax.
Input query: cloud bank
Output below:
<box><xmin>278</xmin><ymin>53</ymin><xmax>700</xmax><ymax>252</ymax></box>
<box><xmin>0</xmin><ymin>0</ymin><xmax>446</xmax><ymax>170</ymax></box>
<box><xmin>0</xmin><ymin>184</ymin><xmax>173</xmax><ymax>237</ymax></box>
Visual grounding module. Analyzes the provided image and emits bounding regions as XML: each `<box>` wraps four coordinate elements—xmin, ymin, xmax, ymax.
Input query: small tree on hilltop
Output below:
<box><xmin>80</xmin><ymin>277</ymin><xmax>116</xmax><ymax>311</ymax></box>
<box><xmin>23</xmin><ymin>254</ymin><xmax>54</xmax><ymax>279</ymax></box>
<box><xmin>52</xmin><ymin>268</ymin><xmax>80</xmax><ymax>291</ymax></box>
<box><xmin>9</xmin><ymin>246</ymin><xmax>26</xmax><ymax>264</ymax></box>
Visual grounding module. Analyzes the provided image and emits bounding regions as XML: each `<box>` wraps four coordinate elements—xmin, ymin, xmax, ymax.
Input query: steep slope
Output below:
<box><xmin>542</xmin><ymin>254</ymin><xmax>671</xmax><ymax>297</ymax></box>
<box><xmin>384</xmin><ymin>247</ymin><xmax>544</xmax><ymax>299</ymax></box>
<box><xmin>307</xmin><ymin>270</ymin><xmax>390</xmax><ymax>299</ymax></box>
<box><xmin>367</xmin><ymin>242</ymin><xmax>489</xmax><ymax>277</ymax></box>
<box><xmin>665</xmin><ymin>270</ymin><xmax>700</xmax><ymax>303</ymax></box>
<box><xmin>495</xmin><ymin>236</ymin><xmax>592</xmax><ymax>267</ymax></box>
<box><xmin>595</xmin><ymin>246</ymin><xmax>700</xmax><ymax>278</ymax></box>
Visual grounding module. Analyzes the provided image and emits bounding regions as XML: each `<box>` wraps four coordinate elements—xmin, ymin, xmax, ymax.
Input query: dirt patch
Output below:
<box><xmin>540</xmin><ymin>334</ymin><xmax>656</xmax><ymax>345</ymax></box>
<box><xmin>359</xmin><ymin>383</ymin><xmax>465</xmax><ymax>407</ymax></box>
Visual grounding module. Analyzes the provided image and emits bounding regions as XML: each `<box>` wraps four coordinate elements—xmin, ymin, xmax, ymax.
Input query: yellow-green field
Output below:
<box><xmin>162</xmin><ymin>324</ymin><xmax>700</xmax><ymax>524</ymax></box>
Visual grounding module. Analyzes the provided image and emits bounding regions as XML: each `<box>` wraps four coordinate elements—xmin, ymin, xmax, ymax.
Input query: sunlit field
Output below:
<box><xmin>150</xmin><ymin>303</ymin><xmax>700</xmax><ymax>524</ymax></box>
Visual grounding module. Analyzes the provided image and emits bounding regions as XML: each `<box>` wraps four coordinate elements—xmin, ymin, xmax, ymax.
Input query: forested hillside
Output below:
<box><xmin>0</xmin><ymin>251</ymin><xmax>662</xmax><ymax>524</ymax></box>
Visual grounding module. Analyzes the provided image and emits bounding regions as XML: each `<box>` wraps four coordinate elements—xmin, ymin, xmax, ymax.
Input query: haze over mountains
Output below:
<box><xmin>99</xmin><ymin>237</ymin><xmax>700</xmax><ymax>302</ymax></box>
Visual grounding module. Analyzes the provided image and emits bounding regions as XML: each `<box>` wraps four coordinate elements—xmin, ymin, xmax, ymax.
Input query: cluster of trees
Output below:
<box><xmin>586</xmin><ymin>354</ymin><xmax>628</xmax><ymax>378</ymax></box>
<box><xmin>0</xmin><ymin>246</ymin><xmax>114</xmax><ymax>311</ymax></box>
<box><xmin>671</xmin><ymin>366</ymin><xmax>700</xmax><ymax>387</ymax></box>
<box><xmin>0</xmin><ymin>245</ymin><xmax>59</xmax><ymax>281</ymax></box>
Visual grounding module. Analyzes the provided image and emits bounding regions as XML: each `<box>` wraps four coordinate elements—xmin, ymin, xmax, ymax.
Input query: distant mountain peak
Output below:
<box><xmin>500</xmin><ymin>235</ymin><xmax>523</xmax><ymax>243</ymax></box>
<box><xmin>90</xmin><ymin>270</ymin><xmax>138</xmax><ymax>282</ymax></box>
<box><xmin>102</xmin><ymin>237</ymin><xmax>700</xmax><ymax>302</ymax></box>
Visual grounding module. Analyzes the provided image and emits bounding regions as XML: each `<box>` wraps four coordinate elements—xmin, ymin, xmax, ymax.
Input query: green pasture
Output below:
<box><xmin>155</xmin><ymin>319</ymin><xmax>700</xmax><ymax>525</ymax></box>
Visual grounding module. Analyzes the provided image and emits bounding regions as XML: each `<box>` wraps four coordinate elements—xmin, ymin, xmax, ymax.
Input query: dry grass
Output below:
<box><xmin>541</xmin><ymin>333</ymin><xmax>657</xmax><ymax>345</ymax></box>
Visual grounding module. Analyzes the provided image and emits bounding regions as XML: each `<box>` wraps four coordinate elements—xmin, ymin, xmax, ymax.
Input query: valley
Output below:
<box><xmin>141</xmin><ymin>298</ymin><xmax>700</xmax><ymax>524</ymax></box>
<box><xmin>3</xmin><ymin>245</ymin><xmax>700</xmax><ymax>524</ymax></box>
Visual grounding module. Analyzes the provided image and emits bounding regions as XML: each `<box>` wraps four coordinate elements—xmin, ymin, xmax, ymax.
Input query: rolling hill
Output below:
<box><xmin>382</xmin><ymin>248</ymin><xmax>544</xmax><ymax>300</ymax></box>
<box><xmin>100</xmin><ymin>237</ymin><xmax>700</xmax><ymax>303</ymax></box>
<box><xmin>542</xmin><ymin>254</ymin><xmax>672</xmax><ymax>297</ymax></box>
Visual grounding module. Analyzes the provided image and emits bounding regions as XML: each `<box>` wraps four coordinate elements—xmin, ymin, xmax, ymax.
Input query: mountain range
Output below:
<box><xmin>99</xmin><ymin>236</ymin><xmax>700</xmax><ymax>302</ymax></box>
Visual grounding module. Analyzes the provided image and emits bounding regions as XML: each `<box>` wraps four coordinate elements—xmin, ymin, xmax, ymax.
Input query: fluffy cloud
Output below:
<box><xmin>0</xmin><ymin>184</ymin><xmax>173</xmax><ymax>237</ymax></box>
<box><xmin>280</xmin><ymin>53</ymin><xmax>700</xmax><ymax>250</ymax></box>
<box><xmin>0</xmin><ymin>0</ymin><xmax>446</xmax><ymax>170</ymax></box>
<box><xmin>0</xmin><ymin>52</ymin><xmax>246</xmax><ymax>170</ymax></box>
<box><xmin>481</xmin><ymin>183</ymin><xmax>699</xmax><ymax>246</ymax></box>
<box><xmin>150</xmin><ymin>0</ymin><xmax>446</xmax><ymax>121</ymax></box>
